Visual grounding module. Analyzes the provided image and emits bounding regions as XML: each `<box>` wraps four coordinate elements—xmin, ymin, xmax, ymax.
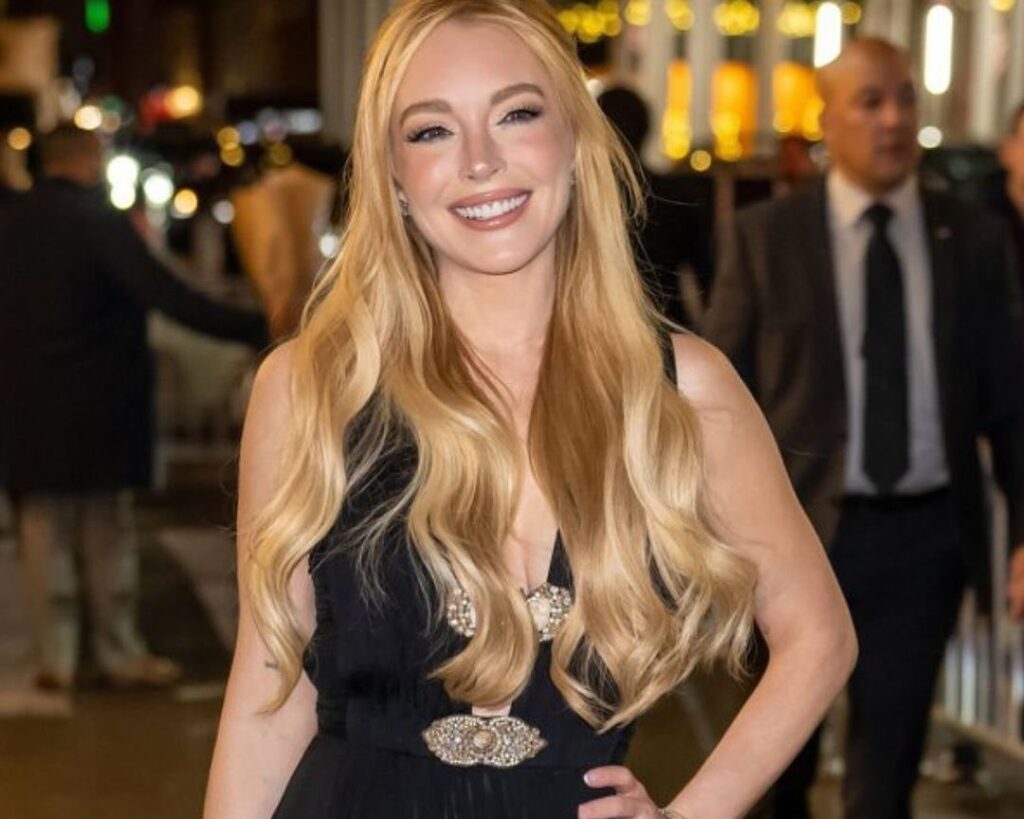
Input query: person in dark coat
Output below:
<box><xmin>0</xmin><ymin>125</ymin><xmax>268</xmax><ymax>690</ymax></box>
<box><xmin>597</xmin><ymin>86</ymin><xmax>713</xmax><ymax>328</ymax></box>
<box><xmin>996</xmin><ymin>101</ymin><xmax>1024</xmax><ymax>284</ymax></box>
<box><xmin>703</xmin><ymin>40</ymin><xmax>1024</xmax><ymax>818</ymax></box>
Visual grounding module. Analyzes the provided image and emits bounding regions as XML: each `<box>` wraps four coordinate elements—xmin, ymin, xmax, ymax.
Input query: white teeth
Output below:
<box><xmin>454</xmin><ymin>194</ymin><xmax>528</xmax><ymax>221</ymax></box>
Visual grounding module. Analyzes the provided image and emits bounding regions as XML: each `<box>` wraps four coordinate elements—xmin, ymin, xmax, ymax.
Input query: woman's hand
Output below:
<box><xmin>578</xmin><ymin>766</ymin><xmax>671</xmax><ymax>818</ymax></box>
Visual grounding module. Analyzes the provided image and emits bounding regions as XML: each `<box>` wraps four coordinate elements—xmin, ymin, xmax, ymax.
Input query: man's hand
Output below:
<box><xmin>1010</xmin><ymin>545</ymin><xmax>1024</xmax><ymax>621</ymax></box>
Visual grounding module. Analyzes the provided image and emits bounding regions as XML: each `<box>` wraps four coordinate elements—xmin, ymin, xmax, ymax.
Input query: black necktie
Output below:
<box><xmin>862</xmin><ymin>202</ymin><xmax>908</xmax><ymax>494</ymax></box>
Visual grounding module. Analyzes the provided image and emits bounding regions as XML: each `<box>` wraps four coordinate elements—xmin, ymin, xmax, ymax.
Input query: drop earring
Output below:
<box><xmin>398</xmin><ymin>196</ymin><xmax>410</xmax><ymax>217</ymax></box>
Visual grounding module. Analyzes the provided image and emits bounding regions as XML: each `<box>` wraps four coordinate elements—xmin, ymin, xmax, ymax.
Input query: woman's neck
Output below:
<box><xmin>439</xmin><ymin>256</ymin><xmax>555</xmax><ymax>359</ymax></box>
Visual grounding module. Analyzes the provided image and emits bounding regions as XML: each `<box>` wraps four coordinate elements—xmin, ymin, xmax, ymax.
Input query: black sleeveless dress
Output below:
<box><xmin>272</xmin><ymin>347</ymin><xmax>676</xmax><ymax>818</ymax></box>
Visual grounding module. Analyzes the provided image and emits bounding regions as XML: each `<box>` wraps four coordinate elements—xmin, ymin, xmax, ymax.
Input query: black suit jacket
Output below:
<box><xmin>703</xmin><ymin>177</ymin><xmax>1024</xmax><ymax>602</ymax></box>
<box><xmin>0</xmin><ymin>179</ymin><xmax>267</xmax><ymax>494</ymax></box>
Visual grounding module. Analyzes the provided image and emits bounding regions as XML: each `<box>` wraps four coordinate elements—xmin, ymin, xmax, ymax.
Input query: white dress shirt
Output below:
<box><xmin>826</xmin><ymin>169</ymin><xmax>949</xmax><ymax>494</ymax></box>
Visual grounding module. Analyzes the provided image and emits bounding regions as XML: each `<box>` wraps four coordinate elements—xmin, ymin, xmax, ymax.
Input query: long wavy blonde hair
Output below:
<box><xmin>247</xmin><ymin>0</ymin><xmax>756</xmax><ymax>730</ymax></box>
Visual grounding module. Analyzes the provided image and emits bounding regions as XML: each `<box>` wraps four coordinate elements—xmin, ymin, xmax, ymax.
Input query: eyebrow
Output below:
<box><xmin>398</xmin><ymin>82</ymin><xmax>546</xmax><ymax>127</ymax></box>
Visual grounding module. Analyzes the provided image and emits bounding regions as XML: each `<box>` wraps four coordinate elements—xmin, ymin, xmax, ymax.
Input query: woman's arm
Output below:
<box><xmin>204</xmin><ymin>342</ymin><xmax>319</xmax><ymax>819</ymax></box>
<box><xmin>613</xmin><ymin>333</ymin><xmax>855</xmax><ymax>819</ymax></box>
<box><xmin>665</xmin><ymin>334</ymin><xmax>856</xmax><ymax>818</ymax></box>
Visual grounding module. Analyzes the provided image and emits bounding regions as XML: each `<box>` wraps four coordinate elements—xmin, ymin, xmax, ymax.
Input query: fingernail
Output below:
<box><xmin>583</xmin><ymin>771</ymin><xmax>592</xmax><ymax>785</ymax></box>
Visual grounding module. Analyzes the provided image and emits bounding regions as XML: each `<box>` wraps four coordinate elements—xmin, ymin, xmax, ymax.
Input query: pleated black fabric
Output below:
<box><xmin>271</xmin><ymin>414</ymin><xmax>639</xmax><ymax>818</ymax></box>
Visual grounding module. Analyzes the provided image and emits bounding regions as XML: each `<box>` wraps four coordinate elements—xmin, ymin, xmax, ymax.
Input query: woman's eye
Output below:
<box><xmin>407</xmin><ymin>125</ymin><xmax>451</xmax><ymax>143</ymax></box>
<box><xmin>501</xmin><ymin>107</ymin><xmax>543</xmax><ymax>125</ymax></box>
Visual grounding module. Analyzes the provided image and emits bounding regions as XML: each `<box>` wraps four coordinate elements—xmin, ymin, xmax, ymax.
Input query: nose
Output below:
<box><xmin>460</xmin><ymin>127</ymin><xmax>506</xmax><ymax>181</ymax></box>
<box><xmin>881</xmin><ymin>96</ymin><xmax>914</xmax><ymax>130</ymax></box>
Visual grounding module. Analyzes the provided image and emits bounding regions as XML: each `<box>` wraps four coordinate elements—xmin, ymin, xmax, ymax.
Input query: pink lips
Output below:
<box><xmin>448</xmin><ymin>188</ymin><xmax>531</xmax><ymax>231</ymax></box>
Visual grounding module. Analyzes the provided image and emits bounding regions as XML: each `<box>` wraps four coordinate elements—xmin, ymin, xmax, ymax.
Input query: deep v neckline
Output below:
<box><xmin>522</xmin><ymin>529</ymin><xmax>567</xmax><ymax>598</ymax></box>
<box><xmin>460</xmin><ymin>530</ymin><xmax>572</xmax><ymax>719</ymax></box>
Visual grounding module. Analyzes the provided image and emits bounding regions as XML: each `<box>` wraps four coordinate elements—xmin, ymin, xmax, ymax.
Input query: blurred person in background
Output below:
<box><xmin>776</xmin><ymin>135</ymin><xmax>820</xmax><ymax>196</ymax></box>
<box><xmin>704</xmin><ymin>39</ymin><xmax>1024</xmax><ymax>819</ymax></box>
<box><xmin>997</xmin><ymin>101</ymin><xmax>1024</xmax><ymax>275</ymax></box>
<box><xmin>597</xmin><ymin>85</ymin><xmax>713</xmax><ymax>328</ymax></box>
<box><xmin>0</xmin><ymin>124</ymin><xmax>268</xmax><ymax>691</ymax></box>
<box><xmin>230</xmin><ymin>140</ymin><xmax>347</xmax><ymax>339</ymax></box>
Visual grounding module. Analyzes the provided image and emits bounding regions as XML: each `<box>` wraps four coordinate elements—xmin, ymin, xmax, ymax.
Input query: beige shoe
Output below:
<box><xmin>102</xmin><ymin>655</ymin><xmax>183</xmax><ymax>689</ymax></box>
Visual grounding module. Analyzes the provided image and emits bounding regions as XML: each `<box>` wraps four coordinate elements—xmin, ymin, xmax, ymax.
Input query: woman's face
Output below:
<box><xmin>389</xmin><ymin>18</ymin><xmax>576</xmax><ymax>278</ymax></box>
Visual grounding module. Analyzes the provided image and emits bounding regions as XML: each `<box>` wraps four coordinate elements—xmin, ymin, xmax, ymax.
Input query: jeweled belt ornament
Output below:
<box><xmin>421</xmin><ymin>714</ymin><xmax>547</xmax><ymax>767</ymax></box>
<box><xmin>446</xmin><ymin>582</ymin><xmax>573</xmax><ymax>642</ymax></box>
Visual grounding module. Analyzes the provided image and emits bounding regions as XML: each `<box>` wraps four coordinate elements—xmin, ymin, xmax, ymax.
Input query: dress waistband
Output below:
<box><xmin>322</xmin><ymin>703</ymin><xmax>628</xmax><ymax>770</ymax></box>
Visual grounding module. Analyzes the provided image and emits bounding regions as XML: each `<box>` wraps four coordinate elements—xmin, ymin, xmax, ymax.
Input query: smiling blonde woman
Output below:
<box><xmin>203</xmin><ymin>2</ymin><xmax>856</xmax><ymax>818</ymax></box>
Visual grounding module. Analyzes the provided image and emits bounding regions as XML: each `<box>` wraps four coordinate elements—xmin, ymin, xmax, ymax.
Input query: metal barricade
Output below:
<box><xmin>935</xmin><ymin>443</ymin><xmax>1024</xmax><ymax>761</ymax></box>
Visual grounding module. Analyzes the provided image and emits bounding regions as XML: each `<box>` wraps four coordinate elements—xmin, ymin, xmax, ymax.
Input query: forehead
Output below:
<box><xmin>833</xmin><ymin>51</ymin><xmax>913</xmax><ymax>97</ymax></box>
<box><xmin>393</xmin><ymin>18</ymin><xmax>551</xmax><ymax>112</ymax></box>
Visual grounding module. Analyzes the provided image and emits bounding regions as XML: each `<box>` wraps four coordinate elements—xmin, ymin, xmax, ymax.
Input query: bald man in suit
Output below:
<box><xmin>704</xmin><ymin>40</ymin><xmax>1024</xmax><ymax>818</ymax></box>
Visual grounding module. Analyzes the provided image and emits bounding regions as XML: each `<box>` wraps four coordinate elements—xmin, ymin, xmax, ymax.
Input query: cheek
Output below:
<box><xmin>392</xmin><ymin>145</ymin><xmax>457</xmax><ymax>203</ymax></box>
<box><xmin>511</xmin><ymin>123</ymin><xmax>574</xmax><ymax>180</ymax></box>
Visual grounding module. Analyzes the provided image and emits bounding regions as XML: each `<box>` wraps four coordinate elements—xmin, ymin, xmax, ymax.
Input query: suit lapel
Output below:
<box><xmin>800</xmin><ymin>178</ymin><xmax>848</xmax><ymax>412</ymax></box>
<box><xmin>922</xmin><ymin>188</ymin><xmax>956</xmax><ymax>426</ymax></box>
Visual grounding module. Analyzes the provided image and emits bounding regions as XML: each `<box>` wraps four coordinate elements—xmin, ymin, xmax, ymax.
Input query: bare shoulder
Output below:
<box><xmin>239</xmin><ymin>340</ymin><xmax>299</xmax><ymax>516</ymax></box>
<box><xmin>669</xmin><ymin>332</ymin><xmax>751</xmax><ymax>417</ymax></box>
<box><xmin>244</xmin><ymin>340</ymin><xmax>298</xmax><ymax>441</ymax></box>
<box><xmin>251</xmin><ymin>339</ymin><xmax>297</xmax><ymax>409</ymax></box>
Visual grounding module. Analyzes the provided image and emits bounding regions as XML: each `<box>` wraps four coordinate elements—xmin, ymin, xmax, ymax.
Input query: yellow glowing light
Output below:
<box><xmin>690</xmin><ymin>150</ymin><xmax>713</xmax><ymax>172</ymax></box>
<box><xmin>578</xmin><ymin>9</ymin><xmax>605</xmax><ymax>42</ymax></box>
<box><xmin>662</xmin><ymin>60</ymin><xmax>692</xmax><ymax>160</ymax></box>
<box><xmin>7</xmin><ymin>127</ymin><xmax>32</xmax><ymax>151</ymax></box>
<box><xmin>841</xmin><ymin>2</ymin><xmax>862</xmax><ymax>24</ymax></box>
<box><xmin>221</xmin><ymin>145</ymin><xmax>246</xmax><ymax>167</ymax></box>
<box><xmin>778</xmin><ymin>2</ymin><xmax>817</xmax><ymax>38</ymax></box>
<box><xmin>714</xmin><ymin>0</ymin><xmax>760</xmax><ymax>37</ymax></box>
<box><xmin>990</xmin><ymin>0</ymin><xmax>1015</xmax><ymax>12</ymax></box>
<box><xmin>712</xmin><ymin>61</ymin><xmax>757</xmax><ymax>159</ymax></box>
<box><xmin>604</xmin><ymin>15</ymin><xmax>623</xmax><ymax>36</ymax></box>
<box><xmin>172</xmin><ymin>188</ymin><xmax>199</xmax><ymax>217</ymax></box>
<box><xmin>665</xmin><ymin>0</ymin><xmax>694</xmax><ymax>31</ymax></box>
<box><xmin>166</xmin><ymin>85</ymin><xmax>203</xmax><ymax>119</ymax></box>
<box><xmin>557</xmin><ymin>9</ymin><xmax>580</xmax><ymax>34</ymax></box>
<box><xmin>802</xmin><ymin>96</ymin><xmax>825</xmax><ymax>139</ymax></box>
<box><xmin>774</xmin><ymin>61</ymin><xmax>822</xmax><ymax>138</ymax></box>
<box><xmin>625</xmin><ymin>0</ymin><xmax>652</xmax><ymax>26</ymax></box>
<box><xmin>217</xmin><ymin>126</ymin><xmax>240</xmax><ymax>149</ymax></box>
<box><xmin>74</xmin><ymin>104</ymin><xmax>103</xmax><ymax>131</ymax></box>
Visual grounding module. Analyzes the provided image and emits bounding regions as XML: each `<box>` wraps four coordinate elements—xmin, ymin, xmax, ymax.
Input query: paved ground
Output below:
<box><xmin>2</xmin><ymin>486</ymin><xmax>1023</xmax><ymax>818</ymax></box>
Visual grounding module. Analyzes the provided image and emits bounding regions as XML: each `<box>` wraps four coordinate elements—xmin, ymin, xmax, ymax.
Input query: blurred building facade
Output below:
<box><xmin>320</xmin><ymin>1</ymin><xmax>1024</xmax><ymax>168</ymax></box>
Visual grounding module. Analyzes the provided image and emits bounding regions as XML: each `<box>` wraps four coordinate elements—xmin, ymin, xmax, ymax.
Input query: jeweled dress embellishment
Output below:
<box><xmin>421</xmin><ymin>714</ymin><xmax>548</xmax><ymax>767</ymax></box>
<box><xmin>445</xmin><ymin>582</ymin><xmax>573</xmax><ymax>642</ymax></box>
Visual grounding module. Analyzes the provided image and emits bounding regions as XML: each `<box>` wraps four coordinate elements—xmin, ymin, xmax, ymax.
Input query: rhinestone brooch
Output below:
<box><xmin>421</xmin><ymin>713</ymin><xmax>547</xmax><ymax>767</ymax></box>
<box><xmin>445</xmin><ymin>582</ymin><xmax>573</xmax><ymax>642</ymax></box>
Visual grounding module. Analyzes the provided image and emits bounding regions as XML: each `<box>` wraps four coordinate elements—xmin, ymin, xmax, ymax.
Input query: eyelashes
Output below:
<box><xmin>405</xmin><ymin>105</ymin><xmax>545</xmax><ymax>144</ymax></box>
<box><xmin>406</xmin><ymin>124</ymin><xmax>449</xmax><ymax>143</ymax></box>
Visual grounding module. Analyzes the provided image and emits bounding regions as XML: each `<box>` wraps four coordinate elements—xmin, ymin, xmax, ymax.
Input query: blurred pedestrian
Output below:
<box><xmin>704</xmin><ymin>39</ymin><xmax>1024</xmax><ymax>819</ymax></box>
<box><xmin>230</xmin><ymin>143</ymin><xmax>345</xmax><ymax>339</ymax></box>
<box><xmin>0</xmin><ymin>124</ymin><xmax>268</xmax><ymax>691</ymax></box>
<box><xmin>598</xmin><ymin>85</ymin><xmax>713</xmax><ymax>327</ymax></box>
<box><xmin>777</xmin><ymin>134</ymin><xmax>820</xmax><ymax>195</ymax></box>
